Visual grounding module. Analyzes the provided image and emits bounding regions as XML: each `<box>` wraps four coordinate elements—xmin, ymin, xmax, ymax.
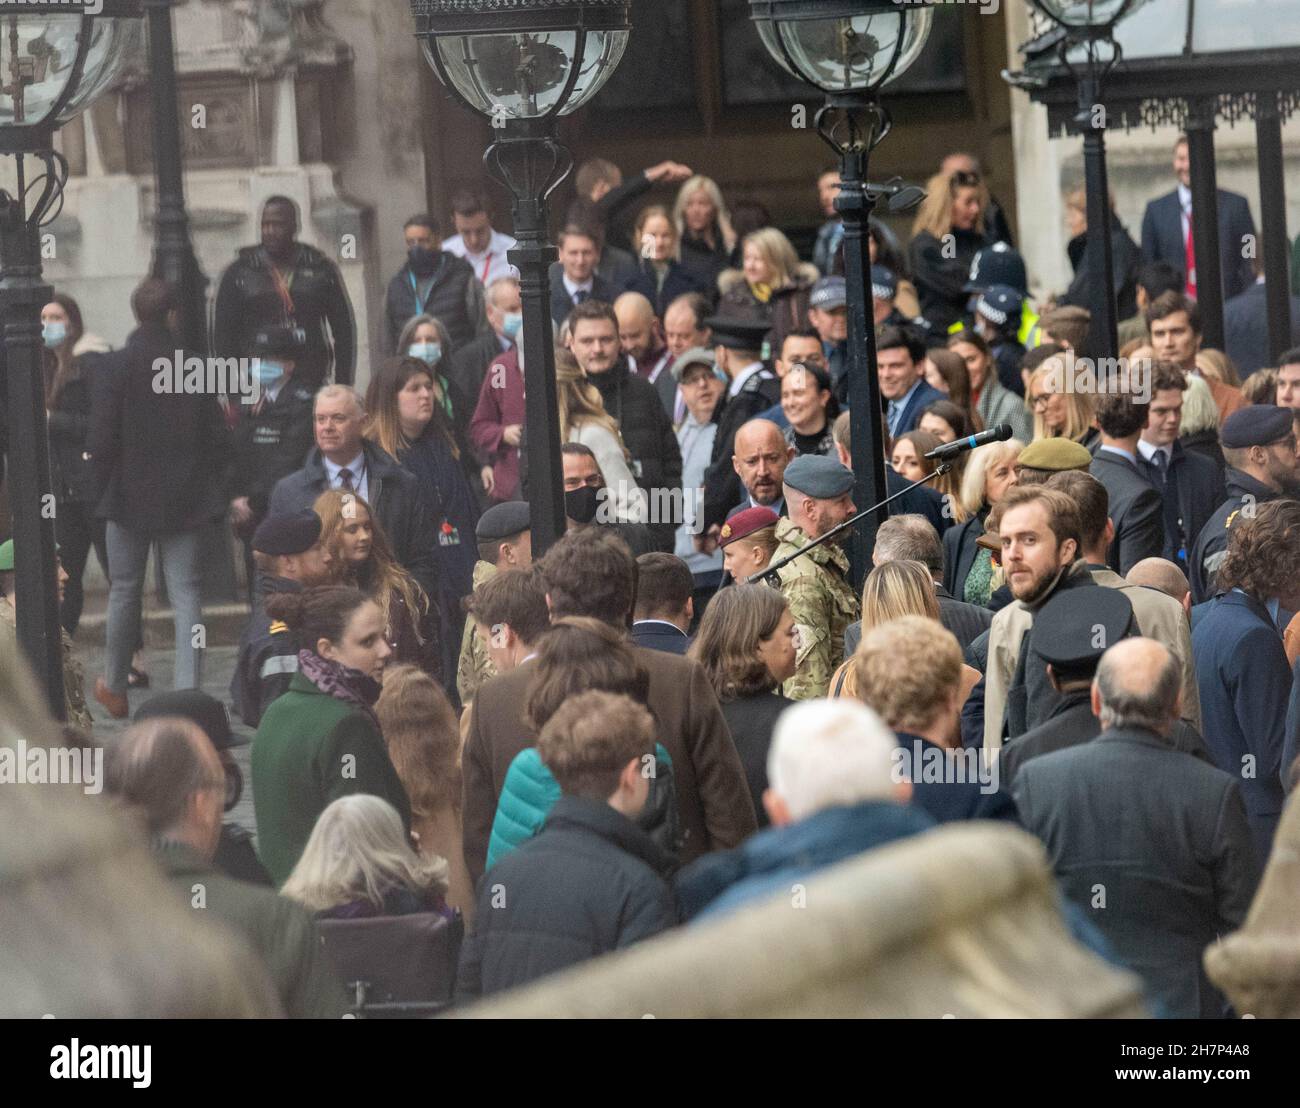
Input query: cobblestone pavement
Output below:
<box><xmin>80</xmin><ymin>638</ymin><xmax>258</xmax><ymax>836</ymax></box>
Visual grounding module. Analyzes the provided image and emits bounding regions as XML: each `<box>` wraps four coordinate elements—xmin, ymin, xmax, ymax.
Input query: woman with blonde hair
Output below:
<box><xmin>554</xmin><ymin>346</ymin><xmax>648</xmax><ymax>524</ymax></box>
<box><xmin>673</xmin><ymin>174</ymin><xmax>736</xmax><ymax>295</ymax></box>
<box><xmin>623</xmin><ymin>203</ymin><xmax>708</xmax><ymax>317</ymax></box>
<box><xmin>376</xmin><ymin>664</ymin><xmax>473</xmax><ymax>921</ymax></box>
<box><xmin>1026</xmin><ymin>355</ymin><xmax>1098</xmax><ymax>448</ymax></box>
<box><xmin>942</xmin><ymin>437</ymin><xmax>1024</xmax><ymax>607</ymax></box>
<box><xmin>1195</xmin><ymin>348</ymin><xmax>1242</xmax><ymax>387</ymax></box>
<box><xmin>1179</xmin><ymin>373</ymin><xmax>1226</xmax><ymax>485</ymax></box>
<box><xmin>717</xmin><ymin>225</ymin><xmax>819</xmax><ymax>352</ymax></box>
<box><xmin>281</xmin><ymin>794</ymin><xmax>451</xmax><ymax>920</ymax></box>
<box><xmin>314</xmin><ymin>488</ymin><xmax>441</xmax><ymax>682</ymax></box>
<box><xmin>829</xmin><ymin>560</ymin><xmax>939</xmax><ymax>697</ymax></box>
<box><xmin>909</xmin><ymin>169</ymin><xmax>990</xmax><ymax>332</ymax></box>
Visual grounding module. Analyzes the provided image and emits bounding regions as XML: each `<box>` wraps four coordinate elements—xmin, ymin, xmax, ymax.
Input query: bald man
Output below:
<box><xmin>730</xmin><ymin>418</ymin><xmax>794</xmax><ymax>519</ymax></box>
<box><xmin>1013</xmin><ymin>638</ymin><xmax>1259</xmax><ymax>1018</ymax></box>
<box><xmin>614</xmin><ymin>290</ymin><xmax>671</xmax><ymax>379</ymax></box>
<box><xmin>109</xmin><ymin>717</ymin><xmax>346</xmax><ymax>1017</ymax></box>
<box><xmin>1126</xmin><ymin>556</ymin><xmax>1192</xmax><ymax>620</ymax></box>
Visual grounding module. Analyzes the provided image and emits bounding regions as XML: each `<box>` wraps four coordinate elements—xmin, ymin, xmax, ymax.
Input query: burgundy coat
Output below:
<box><xmin>467</xmin><ymin>347</ymin><xmax>525</xmax><ymax>503</ymax></box>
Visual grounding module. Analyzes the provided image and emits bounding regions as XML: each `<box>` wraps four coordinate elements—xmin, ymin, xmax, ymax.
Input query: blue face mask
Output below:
<box><xmin>257</xmin><ymin>359</ymin><xmax>285</xmax><ymax>386</ymax></box>
<box><xmin>501</xmin><ymin>312</ymin><xmax>523</xmax><ymax>340</ymax></box>
<box><xmin>42</xmin><ymin>321</ymin><xmax>67</xmax><ymax>349</ymax></box>
<box><xmin>409</xmin><ymin>341</ymin><xmax>441</xmax><ymax>366</ymax></box>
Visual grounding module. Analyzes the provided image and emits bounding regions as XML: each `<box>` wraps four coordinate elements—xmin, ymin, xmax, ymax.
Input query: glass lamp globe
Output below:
<box><xmin>751</xmin><ymin>1</ymin><xmax>934</xmax><ymax>95</ymax></box>
<box><xmin>412</xmin><ymin>0</ymin><xmax>630</xmax><ymax>122</ymax></box>
<box><xmin>1030</xmin><ymin>0</ymin><xmax>1140</xmax><ymax>31</ymax></box>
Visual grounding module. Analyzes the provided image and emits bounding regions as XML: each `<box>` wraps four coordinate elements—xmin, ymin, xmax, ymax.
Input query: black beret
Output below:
<box><xmin>1034</xmin><ymin>586</ymin><xmax>1136</xmax><ymax>670</ymax></box>
<box><xmin>703</xmin><ymin>315</ymin><xmax>771</xmax><ymax>351</ymax></box>
<box><xmin>134</xmin><ymin>689</ymin><xmax>245</xmax><ymax>750</ymax></box>
<box><xmin>1220</xmin><ymin>404</ymin><xmax>1295</xmax><ymax>449</ymax></box>
<box><xmin>784</xmin><ymin>454</ymin><xmax>854</xmax><ymax>499</ymax></box>
<box><xmin>252</xmin><ymin>509</ymin><xmax>322</xmax><ymax>556</ymax></box>
<box><xmin>476</xmin><ymin>500</ymin><xmax>531</xmax><ymax>543</ymax></box>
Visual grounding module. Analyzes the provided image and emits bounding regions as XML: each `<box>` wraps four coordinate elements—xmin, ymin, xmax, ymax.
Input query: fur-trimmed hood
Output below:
<box><xmin>717</xmin><ymin>261</ymin><xmax>820</xmax><ymax>297</ymax></box>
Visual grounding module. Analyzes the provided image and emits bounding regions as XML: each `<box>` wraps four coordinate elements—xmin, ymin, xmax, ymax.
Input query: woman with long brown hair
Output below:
<box><xmin>314</xmin><ymin>488</ymin><xmax>441</xmax><ymax>685</ymax></box>
<box><xmin>375</xmin><ymin>664</ymin><xmax>473</xmax><ymax>921</ymax></box>
<box><xmin>366</xmin><ymin>354</ymin><xmax>480</xmax><ymax>691</ymax></box>
<box><xmin>688</xmin><ymin>584</ymin><xmax>797</xmax><ymax>826</ymax></box>
<box><xmin>42</xmin><ymin>292</ymin><xmax>112</xmax><ymax>636</ymax></box>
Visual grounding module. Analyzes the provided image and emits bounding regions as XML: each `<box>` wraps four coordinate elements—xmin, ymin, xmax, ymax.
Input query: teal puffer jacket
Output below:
<box><xmin>486</xmin><ymin>743</ymin><xmax>680</xmax><ymax>872</ymax></box>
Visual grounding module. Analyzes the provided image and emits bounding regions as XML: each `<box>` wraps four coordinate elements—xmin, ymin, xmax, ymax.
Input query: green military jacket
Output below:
<box><xmin>457</xmin><ymin>560</ymin><xmax>499</xmax><ymax>705</ymax></box>
<box><xmin>772</xmin><ymin>517</ymin><xmax>860</xmax><ymax>700</ymax></box>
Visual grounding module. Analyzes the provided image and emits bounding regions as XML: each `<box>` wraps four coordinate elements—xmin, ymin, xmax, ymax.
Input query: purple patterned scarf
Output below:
<box><xmin>297</xmin><ymin>649</ymin><xmax>383</xmax><ymax>728</ymax></box>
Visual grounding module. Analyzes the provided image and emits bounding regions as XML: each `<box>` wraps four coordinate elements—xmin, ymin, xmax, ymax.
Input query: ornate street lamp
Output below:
<box><xmin>410</xmin><ymin>0</ymin><xmax>631</xmax><ymax>557</ymax></box>
<box><xmin>0</xmin><ymin>3</ymin><xmax>144</xmax><ymax>719</ymax></box>
<box><xmin>1025</xmin><ymin>0</ymin><xmax>1143</xmax><ymax>359</ymax></box>
<box><xmin>749</xmin><ymin>0</ymin><xmax>932</xmax><ymax>583</ymax></box>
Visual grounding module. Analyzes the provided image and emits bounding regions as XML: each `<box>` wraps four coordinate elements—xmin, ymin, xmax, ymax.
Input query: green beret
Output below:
<box><xmin>1017</xmin><ymin>437</ymin><xmax>1093</xmax><ymax>472</ymax></box>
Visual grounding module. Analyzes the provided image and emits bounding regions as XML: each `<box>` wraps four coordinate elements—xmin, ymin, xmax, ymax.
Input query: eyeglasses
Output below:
<box><xmin>1030</xmin><ymin>393</ymin><xmax>1052</xmax><ymax>409</ymax></box>
<box><xmin>951</xmin><ymin>170</ymin><xmax>982</xmax><ymax>188</ymax></box>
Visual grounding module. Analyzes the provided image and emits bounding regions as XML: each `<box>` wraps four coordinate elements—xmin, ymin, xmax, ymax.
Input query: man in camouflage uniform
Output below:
<box><xmin>769</xmin><ymin>455</ymin><xmax>860</xmax><ymax>700</ymax></box>
<box><xmin>457</xmin><ymin>501</ymin><xmax>532</xmax><ymax>707</ymax></box>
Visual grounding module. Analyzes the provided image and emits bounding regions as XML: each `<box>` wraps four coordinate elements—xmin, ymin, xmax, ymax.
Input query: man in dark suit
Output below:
<box><xmin>1014</xmin><ymin>637</ymin><xmax>1260</xmax><ymax>1018</ymax></box>
<box><xmin>449</xmin><ymin>274</ymin><xmax>520</xmax><ymax>416</ymax></box>
<box><xmin>1088</xmin><ymin>390</ymin><xmax>1165</xmax><ymax>575</ymax></box>
<box><xmin>267</xmin><ymin>385</ymin><xmax>438</xmax><ymax>602</ymax></box>
<box><xmin>462</xmin><ymin>528</ymin><xmax>756</xmax><ymax>885</ymax></box>
<box><xmin>879</xmin><ymin>325</ymin><xmax>942</xmax><ymax>438</ymax></box>
<box><xmin>548</xmin><ymin>225</ymin><xmax>617</xmax><ymax>331</ymax></box>
<box><xmin>1224</xmin><ymin>260</ymin><xmax>1300</xmax><ymax>377</ymax></box>
<box><xmin>630</xmin><ymin>553</ymin><xmax>693</xmax><ymax>655</ymax></box>
<box><xmin>843</xmin><ymin>514</ymin><xmax>991</xmax><ymax>657</ymax></box>
<box><xmin>1137</xmin><ymin>363</ymin><xmax>1224</xmax><ymax>572</ymax></box>
<box><xmin>1140</xmin><ymin>134</ymin><xmax>1256</xmax><ymax>302</ymax></box>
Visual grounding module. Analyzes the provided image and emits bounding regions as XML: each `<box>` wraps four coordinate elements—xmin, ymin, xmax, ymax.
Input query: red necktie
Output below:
<box><xmin>1184</xmin><ymin>210</ymin><xmax>1197</xmax><ymax>299</ymax></box>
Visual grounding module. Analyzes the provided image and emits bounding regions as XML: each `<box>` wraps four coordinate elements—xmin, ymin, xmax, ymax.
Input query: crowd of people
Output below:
<box><xmin>5</xmin><ymin>138</ymin><xmax>1300</xmax><ymax>1018</ymax></box>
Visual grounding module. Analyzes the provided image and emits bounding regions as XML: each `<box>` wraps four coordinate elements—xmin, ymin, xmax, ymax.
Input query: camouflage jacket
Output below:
<box><xmin>0</xmin><ymin>603</ymin><xmax>93</xmax><ymax>734</ymax></box>
<box><xmin>457</xmin><ymin>560</ymin><xmax>499</xmax><ymax>705</ymax></box>
<box><xmin>772</xmin><ymin>517</ymin><xmax>860</xmax><ymax>700</ymax></box>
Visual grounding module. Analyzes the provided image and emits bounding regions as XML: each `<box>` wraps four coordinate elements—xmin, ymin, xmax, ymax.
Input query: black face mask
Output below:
<box><xmin>408</xmin><ymin>245</ymin><xmax>439</xmax><ymax>275</ymax></box>
<box><xmin>565</xmin><ymin>484</ymin><xmax>601</xmax><ymax>525</ymax></box>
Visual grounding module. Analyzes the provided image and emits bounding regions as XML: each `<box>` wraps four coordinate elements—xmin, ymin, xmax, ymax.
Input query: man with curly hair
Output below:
<box><xmin>1192</xmin><ymin>499</ymin><xmax>1300</xmax><ymax>862</ymax></box>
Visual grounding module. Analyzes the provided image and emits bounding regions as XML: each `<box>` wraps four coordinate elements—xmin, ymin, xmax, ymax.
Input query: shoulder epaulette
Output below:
<box><xmin>269</xmin><ymin>620</ymin><xmax>289</xmax><ymax>635</ymax></box>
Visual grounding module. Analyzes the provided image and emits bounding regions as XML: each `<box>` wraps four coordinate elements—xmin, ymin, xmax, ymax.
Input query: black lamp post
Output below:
<box><xmin>0</xmin><ymin>3</ymin><xmax>144</xmax><ymax>719</ymax></box>
<box><xmin>410</xmin><ymin>0</ymin><xmax>631</xmax><ymax>558</ymax></box>
<box><xmin>143</xmin><ymin>0</ymin><xmax>207</xmax><ymax>356</ymax></box>
<box><xmin>749</xmin><ymin>0</ymin><xmax>933</xmax><ymax>584</ymax></box>
<box><xmin>1027</xmin><ymin>0</ymin><xmax>1141</xmax><ymax>361</ymax></box>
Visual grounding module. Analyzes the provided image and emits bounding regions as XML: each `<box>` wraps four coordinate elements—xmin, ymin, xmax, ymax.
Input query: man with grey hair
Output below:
<box><xmin>843</xmin><ymin>514</ymin><xmax>992</xmax><ymax>656</ymax></box>
<box><xmin>1013</xmin><ymin>637</ymin><xmax>1259</xmax><ymax>1018</ymax></box>
<box><xmin>269</xmin><ymin>384</ymin><xmax>438</xmax><ymax>599</ymax></box>
<box><xmin>675</xmin><ymin>699</ymin><xmax>934</xmax><ymax>921</ymax></box>
<box><xmin>108</xmin><ymin>717</ymin><xmax>346</xmax><ymax>1018</ymax></box>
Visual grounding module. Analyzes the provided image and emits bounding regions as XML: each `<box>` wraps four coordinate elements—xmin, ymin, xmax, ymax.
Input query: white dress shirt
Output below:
<box><xmin>442</xmin><ymin>228</ymin><xmax>519</xmax><ymax>286</ymax></box>
<box><xmin>323</xmin><ymin>451</ymin><xmax>369</xmax><ymax>502</ymax></box>
<box><xmin>728</xmin><ymin>361</ymin><xmax>767</xmax><ymax>398</ymax></box>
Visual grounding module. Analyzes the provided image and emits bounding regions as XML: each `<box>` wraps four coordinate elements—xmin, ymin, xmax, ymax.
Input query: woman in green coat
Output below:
<box><xmin>252</xmin><ymin>585</ymin><xmax>412</xmax><ymax>886</ymax></box>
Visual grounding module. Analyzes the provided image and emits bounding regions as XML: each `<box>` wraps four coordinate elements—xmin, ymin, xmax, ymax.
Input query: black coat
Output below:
<box><xmin>1062</xmin><ymin>223</ymin><xmax>1141</xmax><ymax>327</ymax></box>
<box><xmin>87</xmin><ymin>323</ymin><xmax>230</xmax><ymax>532</ymax></box>
<box><xmin>1013</xmin><ymin>725</ymin><xmax>1260</xmax><ymax>1018</ymax></box>
<box><xmin>896</xmin><ymin>732</ymin><xmax>1019</xmax><ymax>827</ymax></box>
<box><xmin>268</xmin><ymin>440</ymin><xmax>439</xmax><ymax>603</ymax></box>
<box><xmin>1137</xmin><ymin>441</ymin><xmax>1224</xmax><ymax>569</ymax></box>
<box><xmin>1224</xmin><ymin>280</ymin><xmax>1300</xmax><ymax>376</ymax></box>
<box><xmin>909</xmin><ymin>227</ymin><xmax>984</xmax><ymax>333</ymax></box>
<box><xmin>1180</xmin><ymin>428</ymin><xmax>1226</xmax><ymax>490</ymax></box>
<box><xmin>702</xmin><ymin>371</ymin><xmax>782</xmax><ymax>531</ymax></box>
<box><xmin>1088</xmin><ymin>448</ymin><xmax>1166</xmax><ymax>575</ymax></box>
<box><xmin>47</xmin><ymin>359</ymin><xmax>104</xmax><ymax>505</ymax></box>
<box><xmin>385</xmin><ymin>253</ymin><xmax>486</xmax><ymax>354</ymax></box>
<box><xmin>232</xmin><ymin>574</ymin><xmax>302</xmax><ymax>728</ymax></box>
<box><xmin>678</xmin><ymin>230</ymin><xmax>729</xmax><ymax>301</ymax></box>
<box><xmin>214</xmin><ymin>243</ymin><xmax>356</xmax><ymax>387</ymax></box>
<box><xmin>630</xmin><ymin>621</ymin><xmax>691</xmax><ymax>655</ymax></box>
<box><xmin>720</xmin><ymin>690</ymin><xmax>793</xmax><ymax>829</ymax></box>
<box><xmin>942</xmin><ymin>510</ymin><xmax>987</xmax><ymax>602</ymax></box>
<box><xmin>456</xmin><ymin>796</ymin><xmax>678</xmax><ymax>999</ymax></box>
<box><xmin>588</xmin><ymin>359</ymin><xmax>684</xmax><ymax>552</ymax></box>
<box><xmin>547</xmin><ymin>264</ymin><xmax>618</xmax><ymax>331</ymax></box>
<box><xmin>449</xmin><ymin>331</ymin><xmax>510</xmax><ymax>419</ymax></box>
<box><xmin>228</xmin><ymin>379</ymin><xmax>316</xmax><ymax>520</ymax></box>
<box><xmin>998</xmin><ymin>689</ymin><xmax>1210</xmax><ymax>788</ymax></box>
<box><xmin>623</xmin><ymin>259</ymin><xmax>707</xmax><ymax>320</ymax></box>
<box><xmin>1189</xmin><ymin>468</ymin><xmax>1287</xmax><ymax>604</ymax></box>
<box><xmin>887</xmin><ymin>467</ymin><xmax>951</xmax><ymax>535</ymax></box>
